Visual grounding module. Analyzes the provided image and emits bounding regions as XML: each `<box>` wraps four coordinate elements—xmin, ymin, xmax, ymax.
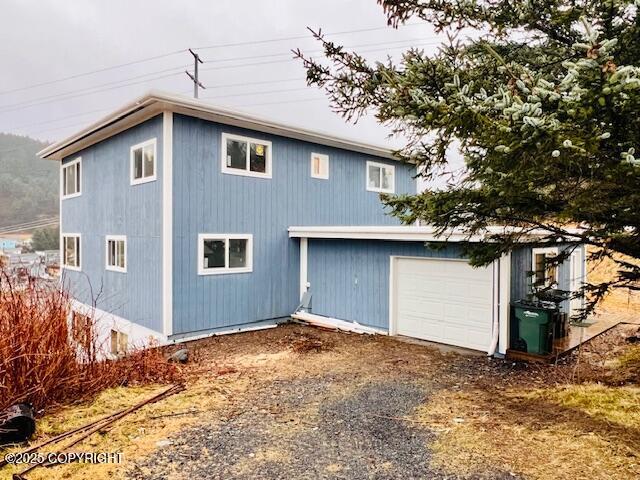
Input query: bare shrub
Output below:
<box><xmin>0</xmin><ymin>272</ymin><xmax>181</xmax><ymax>412</ymax></box>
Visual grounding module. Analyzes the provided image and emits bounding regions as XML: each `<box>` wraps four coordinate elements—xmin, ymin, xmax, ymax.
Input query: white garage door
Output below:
<box><xmin>393</xmin><ymin>257</ymin><xmax>494</xmax><ymax>352</ymax></box>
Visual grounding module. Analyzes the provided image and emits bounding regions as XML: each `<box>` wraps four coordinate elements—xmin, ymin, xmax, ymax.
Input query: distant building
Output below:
<box><xmin>0</xmin><ymin>238</ymin><xmax>18</xmax><ymax>250</ymax></box>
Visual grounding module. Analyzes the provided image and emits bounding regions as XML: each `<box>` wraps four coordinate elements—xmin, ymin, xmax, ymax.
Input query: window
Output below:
<box><xmin>198</xmin><ymin>234</ymin><xmax>253</xmax><ymax>275</ymax></box>
<box><xmin>62</xmin><ymin>234</ymin><xmax>81</xmax><ymax>270</ymax></box>
<box><xmin>62</xmin><ymin>157</ymin><xmax>81</xmax><ymax>199</ymax></box>
<box><xmin>221</xmin><ymin>133</ymin><xmax>272</xmax><ymax>178</ymax></box>
<box><xmin>130</xmin><ymin>138</ymin><xmax>156</xmax><ymax>185</ymax></box>
<box><xmin>532</xmin><ymin>247</ymin><xmax>559</xmax><ymax>289</ymax></box>
<box><xmin>366</xmin><ymin>161</ymin><xmax>395</xmax><ymax>193</ymax></box>
<box><xmin>110</xmin><ymin>330</ymin><xmax>129</xmax><ymax>356</ymax></box>
<box><xmin>71</xmin><ymin>311</ymin><xmax>92</xmax><ymax>351</ymax></box>
<box><xmin>105</xmin><ymin>235</ymin><xmax>126</xmax><ymax>272</ymax></box>
<box><xmin>311</xmin><ymin>153</ymin><xmax>329</xmax><ymax>179</ymax></box>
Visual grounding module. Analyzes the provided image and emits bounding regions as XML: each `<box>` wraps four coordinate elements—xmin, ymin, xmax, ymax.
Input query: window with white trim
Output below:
<box><xmin>62</xmin><ymin>157</ymin><xmax>81</xmax><ymax>199</ymax></box>
<box><xmin>62</xmin><ymin>234</ymin><xmax>81</xmax><ymax>270</ymax></box>
<box><xmin>366</xmin><ymin>161</ymin><xmax>395</xmax><ymax>193</ymax></box>
<box><xmin>105</xmin><ymin>235</ymin><xmax>126</xmax><ymax>272</ymax></box>
<box><xmin>311</xmin><ymin>152</ymin><xmax>329</xmax><ymax>179</ymax></box>
<box><xmin>532</xmin><ymin>247</ymin><xmax>559</xmax><ymax>289</ymax></box>
<box><xmin>130</xmin><ymin>138</ymin><xmax>156</xmax><ymax>185</ymax></box>
<box><xmin>221</xmin><ymin>133</ymin><xmax>271</xmax><ymax>178</ymax></box>
<box><xmin>198</xmin><ymin>234</ymin><xmax>253</xmax><ymax>275</ymax></box>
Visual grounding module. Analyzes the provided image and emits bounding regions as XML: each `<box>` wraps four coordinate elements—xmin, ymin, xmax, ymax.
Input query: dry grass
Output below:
<box><xmin>2</xmin><ymin>375</ymin><xmax>249</xmax><ymax>480</ymax></box>
<box><xmin>418</xmin><ymin>382</ymin><xmax>640</xmax><ymax>480</ymax></box>
<box><xmin>4</xmin><ymin>323</ymin><xmax>640</xmax><ymax>480</ymax></box>
<box><xmin>588</xmin><ymin>246</ymin><xmax>640</xmax><ymax>313</ymax></box>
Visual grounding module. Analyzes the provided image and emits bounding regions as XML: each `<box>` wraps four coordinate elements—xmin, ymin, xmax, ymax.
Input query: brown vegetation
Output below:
<box><xmin>0</xmin><ymin>272</ymin><xmax>180</xmax><ymax>413</ymax></box>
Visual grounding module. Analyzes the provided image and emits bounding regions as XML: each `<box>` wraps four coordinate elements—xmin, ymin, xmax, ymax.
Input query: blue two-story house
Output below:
<box><xmin>40</xmin><ymin>91</ymin><xmax>586</xmax><ymax>357</ymax></box>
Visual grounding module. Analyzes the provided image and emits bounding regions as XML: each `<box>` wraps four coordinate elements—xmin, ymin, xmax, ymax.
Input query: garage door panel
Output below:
<box><xmin>395</xmin><ymin>258</ymin><xmax>494</xmax><ymax>352</ymax></box>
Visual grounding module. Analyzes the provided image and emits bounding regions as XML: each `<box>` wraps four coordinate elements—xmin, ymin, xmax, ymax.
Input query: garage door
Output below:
<box><xmin>393</xmin><ymin>257</ymin><xmax>494</xmax><ymax>351</ymax></box>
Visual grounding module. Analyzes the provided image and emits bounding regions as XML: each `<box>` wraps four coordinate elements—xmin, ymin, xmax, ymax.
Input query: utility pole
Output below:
<box><xmin>185</xmin><ymin>49</ymin><xmax>205</xmax><ymax>99</ymax></box>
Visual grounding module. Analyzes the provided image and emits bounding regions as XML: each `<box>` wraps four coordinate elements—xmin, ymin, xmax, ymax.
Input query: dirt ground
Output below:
<box><xmin>3</xmin><ymin>320</ymin><xmax>639</xmax><ymax>480</ymax></box>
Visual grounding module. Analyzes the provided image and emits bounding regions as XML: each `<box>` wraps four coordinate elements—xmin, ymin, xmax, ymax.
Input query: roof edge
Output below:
<box><xmin>38</xmin><ymin>90</ymin><xmax>399</xmax><ymax>161</ymax></box>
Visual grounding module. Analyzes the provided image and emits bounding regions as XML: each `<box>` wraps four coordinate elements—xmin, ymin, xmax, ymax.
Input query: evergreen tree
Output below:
<box><xmin>296</xmin><ymin>0</ymin><xmax>640</xmax><ymax>317</ymax></box>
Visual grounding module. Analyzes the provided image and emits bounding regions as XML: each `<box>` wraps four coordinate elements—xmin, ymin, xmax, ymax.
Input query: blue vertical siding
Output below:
<box><xmin>172</xmin><ymin>114</ymin><xmax>416</xmax><ymax>335</ymax></box>
<box><xmin>306</xmin><ymin>239</ymin><xmax>464</xmax><ymax>329</ymax></box>
<box><xmin>60</xmin><ymin>116</ymin><xmax>163</xmax><ymax>332</ymax></box>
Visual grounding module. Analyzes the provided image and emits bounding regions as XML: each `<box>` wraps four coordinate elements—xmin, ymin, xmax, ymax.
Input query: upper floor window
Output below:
<box><xmin>366</xmin><ymin>161</ymin><xmax>395</xmax><ymax>193</ymax></box>
<box><xmin>130</xmin><ymin>138</ymin><xmax>156</xmax><ymax>185</ymax></box>
<box><xmin>62</xmin><ymin>157</ymin><xmax>81</xmax><ymax>199</ymax></box>
<box><xmin>311</xmin><ymin>153</ymin><xmax>329</xmax><ymax>179</ymax></box>
<box><xmin>198</xmin><ymin>233</ymin><xmax>253</xmax><ymax>275</ymax></box>
<box><xmin>105</xmin><ymin>235</ymin><xmax>127</xmax><ymax>273</ymax></box>
<box><xmin>62</xmin><ymin>234</ymin><xmax>81</xmax><ymax>270</ymax></box>
<box><xmin>221</xmin><ymin>133</ymin><xmax>272</xmax><ymax>179</ymax></box>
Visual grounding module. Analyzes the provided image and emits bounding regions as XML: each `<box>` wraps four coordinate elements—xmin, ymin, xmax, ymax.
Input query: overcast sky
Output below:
<box><xmin>0</xmin><ymin>0</ymin><xmax>447</xmax><ymax>149</ymax></box>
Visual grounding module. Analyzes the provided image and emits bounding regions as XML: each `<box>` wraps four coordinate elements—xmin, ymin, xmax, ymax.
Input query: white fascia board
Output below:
<box><xmin>38</xmin><ymin>90</ymin><xmax>399</xmax><ymax>161</ymax></box>
<box><xmin>287</xmin><ymin>225</ymin><xmax>585</xmax><ymax>243</ymax></box>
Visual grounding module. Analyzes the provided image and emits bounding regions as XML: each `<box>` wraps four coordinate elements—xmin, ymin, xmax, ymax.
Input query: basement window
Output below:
<box><xmin>62</xmin><ymin>234</ymin><xmax>81</xmax><ymax>270</ymax></box>
<box><xmin>366</xmin><ymin>161</ymin><xmax>395</xmax><ymax>193</ymax></box>
<box><xmin>130</xmin><ymin>138</ymin><xmax>156</xmax><ymax>185</ymax></box>
<box><xmin>105</xmin><ymin>235</ymin><xmax>126</xmax><ymax>273</ymax></box>
<box><xmin>62</xmin><ymin>157</ymin><xmax>81</xmax><ymax>199</ymax></box>
<box><xmin>198</xmin><ymin>234</ymin><xmax>253</xmax><ymax>275</ymax></box>
<box><xmin>311</xmin><ymin>153</ymin><xmax>329</xmax><ymax>179</ymax></box>
<box><xmin>221</xmin><ymin>133</ymin><xmax>272</xmax><ymax>178</ymax></box>
<box><xmin>532</xmin><ymin>247</ymin><xmax>559</xmax><ymax>289</ymax></box>
<box><xmin>71</xmin><ymin>311</ymin><xmax>92</xmax><ymax>350</ymax></box>
<box><xmin>110</xmin><ymin>330</ymin><xmax>129</xmax><ymax>356</ymax></box>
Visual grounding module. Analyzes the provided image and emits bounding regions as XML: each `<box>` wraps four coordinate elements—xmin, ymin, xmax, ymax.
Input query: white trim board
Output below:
<box><xmin>288</xmin><ymin>225</ymin><xmax>584</xmax><ymax>243</ymax></box>
<box><xmin>38</xmin><ymin>90</ymin><xmax>399</xmax><ymax>161</ymax></box>
<box><xmin>162</xmin><ymin>111</ymin><xmax>173</xmax><ymax>337</ymax></box>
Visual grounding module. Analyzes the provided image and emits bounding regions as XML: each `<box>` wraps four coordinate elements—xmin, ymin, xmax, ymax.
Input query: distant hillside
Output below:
<box><xmin>0</xmin><ymin>133</ymin><xmax>58</xmax><ymax>228</ymax></box>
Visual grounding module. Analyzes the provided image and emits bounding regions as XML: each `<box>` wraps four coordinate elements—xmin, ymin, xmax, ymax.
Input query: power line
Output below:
<box><xmin>10</xmin><ymin>107</ymin><xmax>111</xmax><ymax>131</ymax></box>
<box><xmin>1</xmin><ymin>38</ymin><xmax>439</xmax><ymax>117</ymax></box>
<box><xmin>0</xmin><ymin>65</ymin><xmax>189</xmax><ymax>114</ymax></box>
<box><xmin>201</xmin><ymin>36</ymin><xmax>442</xmax><ymax>64</ymax></box>
<box><xmin>193</xmin><ymin>22</ymin><xmax>426</xmax><ymax>50</ymax></box>
<box><xmin>0</xmin><ymin>216</ymin><xmax>59</xmax><ymax>229</ymax></box>
<box><xmin>203</xmin><ymin>87</ymin><xmax>311</xmax><ymax>100</ymax></box>
<box><xmin>199</xmin><ymin>39</ymin><xmax>442</xmax><ymax>75</ymax></box>
<box><xmin>0</xmin><ymin>22</ymin><xmax>428</xmax><ymax>97</ymax></box>
<box><xmin>10</xmin><ymin>79</ymin><xmax>306</xmax><ymax>133</ymax></box>
<box><xmin>0</xmin><ymin>49</ymin><xmax>187</xmax><ymax>96</ymax></box>
<box><xmin>0</xmin><ymin>217</ymin><xmax>59</xmax><ymax>233</ymax></box>
<box><xmin>0</xmin><ymin>221</ymin><xmax>59</xmax><ymax>235</ymax></box>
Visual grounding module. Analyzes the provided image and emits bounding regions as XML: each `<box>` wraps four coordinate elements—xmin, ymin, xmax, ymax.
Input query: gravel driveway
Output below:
<box><xmin>126</xmin><ymin>326</ymin><xmax>519</xmax><ymax>480</ymax></box>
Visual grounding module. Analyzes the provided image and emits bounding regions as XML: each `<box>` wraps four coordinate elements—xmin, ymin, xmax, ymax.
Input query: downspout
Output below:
<box><xmin>487</xmin><ymin>259</ymin><xmax>500</xmax><ymax>356</ymax></box>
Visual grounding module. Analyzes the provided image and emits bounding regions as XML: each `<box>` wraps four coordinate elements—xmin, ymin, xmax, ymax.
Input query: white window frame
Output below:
<box><xmin>62</xmin><ymin>233</ymin><xmax>81</xmax><ymax>271</ymax></box>
<box><xmin>105</xmin><ymin>235</ymin><xmax>127</xmax><ymax>273</ymax></box>
<box><xmin>531</xmin><ymin>246</ymin><xmax>559</xmax><ymax>289</ymax></box>
<box><xmin>130</xmin><ymin>138</ymin><xmax>157</xmax><ymax>185</ymax></box>
<box><xmin>366</xmin><ymin>160</ymin><xmax>395</xmax><ymax>193</ymax></box>
<box><xmin>221</xmin><ymin>132</ymin><xmax>272</xmax><ymax>179</ymax></box>
<box><xmin>310</xmin><ymin>152</ymin><xmax>329</xmax><ymax>180</ymax></box>
<box><xmin>61</xmin><ymin>157</ymin><xmax>82</xmax><ymax>199</ymax></box>
<box><xmin>197</xmin><ymin>233</ymin><xmax>253</xmax><ymax>276</ymax></box>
